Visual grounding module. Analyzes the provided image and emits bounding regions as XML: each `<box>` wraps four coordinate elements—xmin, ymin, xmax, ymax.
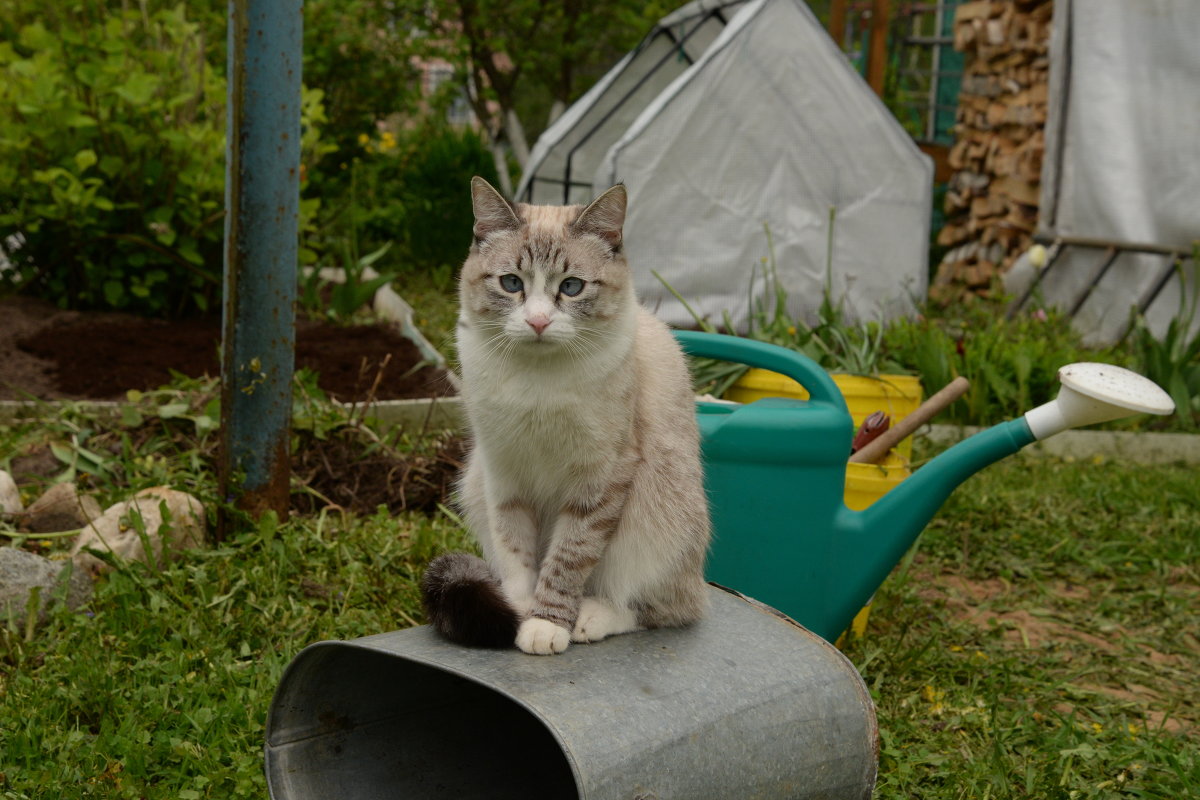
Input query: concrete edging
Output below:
<box><xmin>919</xmin><ymin>424</ymin><xmax>1199</xmax><ymax>465</ymax></box>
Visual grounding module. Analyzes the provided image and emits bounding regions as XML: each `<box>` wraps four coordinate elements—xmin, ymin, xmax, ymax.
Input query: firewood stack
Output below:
<box><xmin>931</xmin><ymin>0</ymin><xmax>1054</xmax><ymax>304</ymax></box>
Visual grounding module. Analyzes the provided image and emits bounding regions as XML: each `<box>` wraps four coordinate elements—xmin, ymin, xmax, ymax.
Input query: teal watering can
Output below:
<box><xmin>674</xmin><ymin>331</ymin><xmax>1175</xmax><ymax>643</ymax></box>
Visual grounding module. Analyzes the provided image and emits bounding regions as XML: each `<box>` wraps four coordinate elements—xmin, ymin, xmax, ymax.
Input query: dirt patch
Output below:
<box><xmin>918</xmin><ymin>571</ymin><xmax>1121</xmax><ymax>651</ymax></box>
<box><xmin>0</xmin><ymin>295</ymin><xmax>454</xmax><ymax>403</ymax></box>
<box><xmin>7</xmin><ymin>420</ymin><xmax>466</xmax><ymax>518</ymax></box>
<box><xmin>292</xmin><ymin>429</ymin><xmax>464</xmax><ymax>515</ymax></box>
<box><xmin>918</xmin><ymin>569</ymin><xmax>1197</xmax><ymax>736</ymax></box>
<box><xmin>1</xmin><ymin>294</ymin><xmax>464</xmax><ymax>515</ymax></box>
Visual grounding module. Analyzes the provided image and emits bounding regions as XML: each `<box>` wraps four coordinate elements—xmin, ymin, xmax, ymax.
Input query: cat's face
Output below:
<box><xmin>459</xmin><ymin>178</ymin><xmax>631</xmax><ymax>354</ymax></box>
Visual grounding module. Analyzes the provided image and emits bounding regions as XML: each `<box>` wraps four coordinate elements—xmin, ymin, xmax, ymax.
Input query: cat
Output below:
<box><xmin>420</xmin><ymin>177</ymin><xmax>710</xmax><ymax>656</ymax></box>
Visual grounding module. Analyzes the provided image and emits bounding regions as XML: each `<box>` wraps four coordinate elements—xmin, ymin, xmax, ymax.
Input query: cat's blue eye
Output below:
<box><xmin>499</xmin><ymin>274</ymin><xmax>523</xmax><ymax>293</ymax></box>
<box><xmin>559</xmin><ymin>277</ymin><xmax>585</xmax><ymax>297</ymax></box>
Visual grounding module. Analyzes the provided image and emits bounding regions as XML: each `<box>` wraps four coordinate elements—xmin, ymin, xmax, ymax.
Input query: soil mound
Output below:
<box><xmin>0</xmin><ymin>296</ymin><xmax>453</xmax><ymax>402</ymax></box>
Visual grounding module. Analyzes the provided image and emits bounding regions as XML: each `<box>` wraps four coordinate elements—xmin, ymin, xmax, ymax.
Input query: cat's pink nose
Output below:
<box><xmin>526</xmin><ymin>315</ymin><xmax>551</xmax><ymax>335</ymax></box>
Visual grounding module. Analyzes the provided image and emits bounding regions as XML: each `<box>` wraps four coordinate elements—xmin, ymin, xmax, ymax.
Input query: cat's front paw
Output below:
<box><xmin>516</xmin><ymin>617</ymin><xmax>570</xmax><ymax>655</ymax></box>
<box><xmin>572</xmin><ymin>597</ymin><xmax>638</xmax><ymax>643</ymax></box>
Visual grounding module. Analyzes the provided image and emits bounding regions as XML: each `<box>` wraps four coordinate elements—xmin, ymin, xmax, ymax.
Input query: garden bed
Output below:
<box><xmin>0</xmin><ymin>294</ymin><xmax>464</xmax><ymax>516</ymax></box>
<box><xmin>0</xmin><ymin>295</ymin><xmax>455</xmax><ymax>404</ymax></box>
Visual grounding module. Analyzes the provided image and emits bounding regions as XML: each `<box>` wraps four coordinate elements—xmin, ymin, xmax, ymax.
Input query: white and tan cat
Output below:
<box><xmin>420</xmin><ymin>177</ymin><xmax>710</xmax><ymax>655</ymax></box>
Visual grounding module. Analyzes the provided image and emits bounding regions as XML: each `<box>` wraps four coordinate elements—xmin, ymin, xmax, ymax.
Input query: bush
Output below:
<box><xmin>0</xmin><ymin>3</ymin><xmax>226</xmax><ymax>316</ymax></box>
<box><xmin>316</xmin><ymin>124</ymin><xmax>500</xmax><ymax>277</ymax></box>
<box><xmin>883</xmin><ymin>305</ymin><xmax>1127</xmax><ymax>425</ymax></box>
<box><xmin>0</xmin><ymin>1</ymin><xmax>329</xmax><ymax>319</ymax></box>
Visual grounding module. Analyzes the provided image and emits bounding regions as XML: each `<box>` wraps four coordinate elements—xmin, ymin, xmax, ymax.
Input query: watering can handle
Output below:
<box><xmin>673</xmin><ymin>330</ymin><xmax>846</xmax><ymax>410</ymax></box>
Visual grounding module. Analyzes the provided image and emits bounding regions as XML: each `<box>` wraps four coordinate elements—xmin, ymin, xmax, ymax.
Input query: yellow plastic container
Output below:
<box><xmin>844</xmin><ymin>452</ymin><xmax>911</xmax><ymax>513</ymax></box>
<box><xmin>725</xmin><ymin>369</ymin><xmax>923</xmax><ymax>458</ymax></box>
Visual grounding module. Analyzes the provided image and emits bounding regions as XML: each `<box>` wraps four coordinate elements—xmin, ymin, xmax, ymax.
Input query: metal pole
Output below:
<box><xmin>219</xmin><ymin>0</ymin><xmax>302</xmax><ymax>534</ymax></box>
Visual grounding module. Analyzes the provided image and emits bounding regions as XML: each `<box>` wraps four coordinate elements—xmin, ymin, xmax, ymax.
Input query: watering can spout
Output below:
<box><xmin>833</xmin><ymin>363</ymin><xmax>1174</xmax><ymax>640</ymax></box>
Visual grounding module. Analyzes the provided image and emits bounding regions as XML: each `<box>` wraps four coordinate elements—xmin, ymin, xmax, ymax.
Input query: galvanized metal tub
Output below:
<box><xmin>265</xmin><ymin>585</ymin><xmax>878</xmax><ymax>799</ymax></box>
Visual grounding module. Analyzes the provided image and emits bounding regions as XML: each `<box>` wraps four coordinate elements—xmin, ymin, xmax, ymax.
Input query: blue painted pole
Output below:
<box><xmin>219</xmin><ymin>0</ymin><xmax>302</xmax><ymax>530</ymax></box>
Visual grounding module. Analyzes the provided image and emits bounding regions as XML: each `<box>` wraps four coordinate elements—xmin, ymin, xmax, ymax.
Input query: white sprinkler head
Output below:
<box><xmin>1024</xmin><ymin>363</ymin><xmax>1176</xmax><ymax>440</ymax></box>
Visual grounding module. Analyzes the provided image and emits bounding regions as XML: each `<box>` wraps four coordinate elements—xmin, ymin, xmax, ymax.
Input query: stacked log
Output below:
<box><xmin>932</xmin><ymin>0</ymin><xmax>1053</xmax><ymax>303</ymax></box>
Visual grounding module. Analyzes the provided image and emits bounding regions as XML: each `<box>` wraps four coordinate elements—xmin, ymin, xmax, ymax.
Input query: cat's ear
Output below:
<box><xmin>572</xmin><ymin>184</ymin><xmax>626</xmax><ymax>253</ymax></box>
<box><xmin>470</xmin><ymin>176</ymin><xmax>521</xmax><ymax>243</ymax></box>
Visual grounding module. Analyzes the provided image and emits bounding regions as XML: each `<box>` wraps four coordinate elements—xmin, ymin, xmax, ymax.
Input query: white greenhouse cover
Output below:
<box><xmin>1029</xmin><ymin>0</ymin><xmax>1200</xmax><ymax>344</ymax></box>
<box><xmin>517</xmin><ymin>0</ymin><xmax>749</xmax><ymax>206</ymax></box>
<box><xmin>592</xmin><ymin>0</ymin><xmax>932</xmax><ymax>331</ymax></box>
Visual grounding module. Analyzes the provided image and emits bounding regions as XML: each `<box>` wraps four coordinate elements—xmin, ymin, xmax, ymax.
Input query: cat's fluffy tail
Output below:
<box><xmin>420</xmin><ymin>552</ymin><xmax>519</xmax><ymax>648</ymax></box>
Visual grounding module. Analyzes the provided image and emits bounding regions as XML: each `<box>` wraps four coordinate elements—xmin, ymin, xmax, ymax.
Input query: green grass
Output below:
<box><xmin>846</xmin><ymin>448</ymin><xmax>1199</xmax><ymax>798</ymax></box>
<box><xmin>0</xmin><ymin>500</ymin><xmax>471</xmax><ymax>797</ymax></box>
<box><xmin>1</xmin><ymin>400</ymin><xmax>1196</xmax><ymax>798</ymax></box>
<box><xmin>0</xmin><ymin>400</ymin><xmax>475</xmax><ymax>798</ymax></box>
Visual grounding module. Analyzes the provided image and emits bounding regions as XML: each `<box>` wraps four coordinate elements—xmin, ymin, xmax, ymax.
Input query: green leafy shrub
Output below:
<box><xmin>1128</xmin><ymin>249</ymin><xmax>1200</xmax><ymax>429</ymax></box>
<box><xmin>0</xmin><ymin>1</ymin><xmax>330</xmax><ymax>318</ymax></box>
<box><xmin>316</xmin><ymin>124</ymin><xmax>500</xmax><ymax>279</ymax></box>
<box><xmin>300</xmin><ymin>0</ymin><xmax>421</xmax><ymax>189</ymax></box>
<box><xmin>883</xmin><ymin>305</ymin><xmax>1127</xmax><ymax>425</ymax></box>
<box><xmin>0</xmin><ymin>3</ymin><xmax>226</xmax><ymax>316</ymax></box>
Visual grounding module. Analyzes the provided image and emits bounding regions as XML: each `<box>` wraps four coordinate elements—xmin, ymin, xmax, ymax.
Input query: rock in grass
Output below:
<box><xmin>0</xmin><ymin>470</ymin><xmax>21</xmax><ymax>515</ymax></box>
<box><xmin>0</xmin><ymin>548</ymin><xmax>93</xmax><ymax>625</ymax></box>
<box><xmin>19</xmin><ymin>482</ymin><xmax>102</xmax><ymax>533</ymax></box>
<box><xmin>70</xmin><ymin>487</ymin><xmax>206</xmax><ymax>577</ymax></box>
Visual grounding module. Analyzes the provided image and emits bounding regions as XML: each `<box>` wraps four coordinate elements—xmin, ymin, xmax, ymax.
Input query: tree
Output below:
<box><xmin>410</xmin><ymin>0</ymin><xmax>665</xmax><ymax>194</ymax></box>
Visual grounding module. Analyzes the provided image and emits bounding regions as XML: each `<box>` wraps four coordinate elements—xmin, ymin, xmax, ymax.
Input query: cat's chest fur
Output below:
<box><xmin>459</xmin><ymin>327</ymin><xmax>635</xmax><ymax>493</ymax></box>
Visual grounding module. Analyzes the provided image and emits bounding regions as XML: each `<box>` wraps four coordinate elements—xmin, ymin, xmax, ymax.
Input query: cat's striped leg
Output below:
<box><xmin>517</xmin><ymin>483</ymin><xmax>629</xmax><ymax>655</ymax></box>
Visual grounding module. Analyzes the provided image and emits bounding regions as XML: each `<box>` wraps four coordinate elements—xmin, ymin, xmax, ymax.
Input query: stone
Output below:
<box><xmin>0</xmin><ymin>547</ymin><xmax>93</xmax><ymax>625</ymax></box>
<box><xmin>19</xmin><ymin>482</ymin><xmax>102</xmax><ymax>533</ymax></box>
<box><xmin>0</xmin><ymin>469</ymin><xmax>21</xmax><ymax>515</ymax></box>
<box><xmin>71</xmin><ymin>487</ymin><xmax>206</xmax><ymax>577</ymax></box>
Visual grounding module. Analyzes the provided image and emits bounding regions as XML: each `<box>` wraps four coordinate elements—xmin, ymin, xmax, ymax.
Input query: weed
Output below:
<box><xmin>1126</xmin><ymin>245</ymin><xmax>1200</xmax><ymax>430</ymax></box>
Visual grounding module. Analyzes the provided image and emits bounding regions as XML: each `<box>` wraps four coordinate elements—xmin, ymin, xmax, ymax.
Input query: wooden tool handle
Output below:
<box><xmin>848</xmin><ymin>376</ymin><xmax>970</xmax><ymax>464</ymax></box>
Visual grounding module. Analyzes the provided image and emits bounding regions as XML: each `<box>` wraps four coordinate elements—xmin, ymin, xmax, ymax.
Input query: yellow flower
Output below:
<box><xmin>1091</xmin><ymin>722</ymin><xmax>1103</xmax><ymax>733</ymax></box>
<box><xmin>357</xmin><ymin>132</ymin><xmax>370</xmax><ymax>147</ymax></box>
<box><xmin>787</xmin><ymin>326</ymin><xmax>797</xmax><ymax>336</ymax></box>
<box><xmin>921</xmin><ymin>684</ymin><xmax>946</xmax><ymax>714</ymax></box>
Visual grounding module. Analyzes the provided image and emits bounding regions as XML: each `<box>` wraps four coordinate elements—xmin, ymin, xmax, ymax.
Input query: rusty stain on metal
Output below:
<box><xmin>218</xmin><ymin>0</ymin><xmax>303</xmax><ymax>538</ymax></box>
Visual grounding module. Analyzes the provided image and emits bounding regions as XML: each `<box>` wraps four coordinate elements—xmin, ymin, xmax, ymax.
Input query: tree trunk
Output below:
<box><xmin>491</xmin><ymin>144</ymin><xmax>514</xmax><ymax>197</ymax></box>
<box><xmin>504</xmin><ymin>108</ymin><xmax>530</xmax><ymax>169</ymax></box>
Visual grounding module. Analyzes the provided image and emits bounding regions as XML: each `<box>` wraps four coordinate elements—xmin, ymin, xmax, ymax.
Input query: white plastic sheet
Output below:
<box><xmin>517</xmin><ymin>0</ymin><xmax>748</xmax><ymax>206</ymax></box>
<box><xmin>1033</xmin><ymin>0</ymin><xmax>1200</xmax><ymax>343</ymax></box>
<box><xmin>593</xmin><ymin>0</ymin><xmax>932</xmax><ymax>331</ymax></box>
